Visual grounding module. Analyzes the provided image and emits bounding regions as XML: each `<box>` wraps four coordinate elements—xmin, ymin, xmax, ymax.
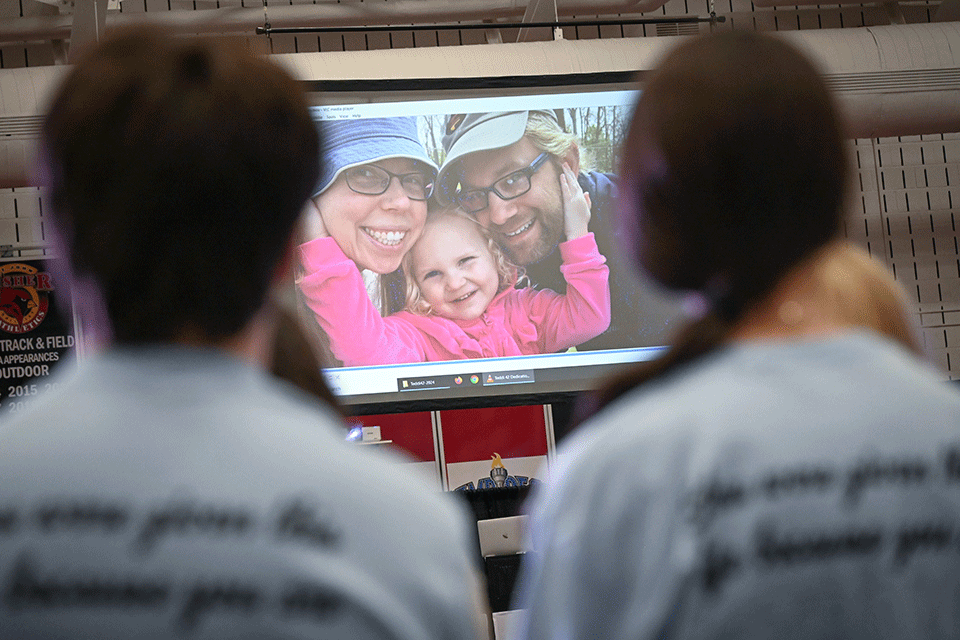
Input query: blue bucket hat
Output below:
<box><xmin>313</xmin><ymin>116</ymin><xmax>437</xmax><ymax>197</ymax></box>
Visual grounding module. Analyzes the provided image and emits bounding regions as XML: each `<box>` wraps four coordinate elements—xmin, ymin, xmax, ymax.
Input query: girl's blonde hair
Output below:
<box><xmin>403</xmin><ymin>207</ymin><xmax>519</xmax><ymax>316</ymax></box>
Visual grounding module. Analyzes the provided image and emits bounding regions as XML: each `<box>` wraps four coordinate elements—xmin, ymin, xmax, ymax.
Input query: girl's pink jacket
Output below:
<box><xmin>298</xmin><ymin>234</ymin><xmax>611</xmax><ymax>366</ymax></box>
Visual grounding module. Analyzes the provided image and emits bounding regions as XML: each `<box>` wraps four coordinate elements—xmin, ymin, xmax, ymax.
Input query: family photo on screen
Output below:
<box><xmin>297</xmin><ymin>105</ymin><xmax>678</xmax><ymax>368</ymax></box>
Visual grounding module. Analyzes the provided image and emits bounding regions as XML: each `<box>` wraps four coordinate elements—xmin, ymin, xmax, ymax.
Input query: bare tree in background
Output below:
<box><xmin>419</xmin><ymin>114</ymin><xmax>447</xmax><ymax>167</ymax></box>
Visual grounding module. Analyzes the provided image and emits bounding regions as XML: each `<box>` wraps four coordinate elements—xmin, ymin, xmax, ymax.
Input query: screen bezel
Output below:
<box><xmin>300</xmin><ymin>70</ymin><xmax>671</xmax><ymax>416</ymax></box>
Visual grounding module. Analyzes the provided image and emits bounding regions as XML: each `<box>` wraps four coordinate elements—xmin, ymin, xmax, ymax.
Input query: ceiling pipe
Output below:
<box><xmin>0</xmin><ymin>0</ymin><xmax>663</xmax><ymax>45</ymax></box>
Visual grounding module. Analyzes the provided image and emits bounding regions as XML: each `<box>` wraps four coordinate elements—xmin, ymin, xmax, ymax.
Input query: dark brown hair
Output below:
<box><xmin>591</xmin><ymin>31</ymin><xmax>848</xmax><ymax>411</ymax></box>
<box><xmin>42</xmin><ymin>26</ymin><xmax>320</xmax><ymax>343</ymax></box>
<box><xmin>270</xmin><ymin>306</ymin><xmax>344</xmax><ymax>416</ymax></box>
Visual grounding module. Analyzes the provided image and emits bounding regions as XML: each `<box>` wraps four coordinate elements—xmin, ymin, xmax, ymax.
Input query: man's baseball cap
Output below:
<box><xmin>313</xmin><ymin>116</ymin><xmax>437</xmax><ymax>198</ymax></box>
<box><xmin>436</xmin><ymin>110</ymin><xmax>557</xmax><ymax>205</ymax></box>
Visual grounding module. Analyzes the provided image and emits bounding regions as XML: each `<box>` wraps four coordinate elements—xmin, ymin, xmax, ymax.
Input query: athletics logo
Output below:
<box><xmin>0</xmin><ymin>263</ymin><xmax>53</xmax><ymax>334</ymax></box>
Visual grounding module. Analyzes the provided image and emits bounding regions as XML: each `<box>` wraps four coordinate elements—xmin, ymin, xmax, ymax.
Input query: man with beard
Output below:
<box><xmin>436</xmin><ymin>110</ymin><xmax>676</xmax><ymax>352</ymax></box>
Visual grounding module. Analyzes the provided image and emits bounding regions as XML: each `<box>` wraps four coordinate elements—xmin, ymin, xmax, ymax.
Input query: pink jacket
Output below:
<box><xmin>298</xmin><ymin>234</ymin><xmax>610</xmax><ymax>366</ymax></box>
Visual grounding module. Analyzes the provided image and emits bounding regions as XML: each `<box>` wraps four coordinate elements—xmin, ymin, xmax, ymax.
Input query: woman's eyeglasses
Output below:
<box><xmin>455</xmin><ymin>153</ymin><xmax>550</xmax><ymax>214</ymax></box>
<box><xmin>344</xmin><ymin>164</ymin><xmax>434</xmax><ymax>201</ymax></box>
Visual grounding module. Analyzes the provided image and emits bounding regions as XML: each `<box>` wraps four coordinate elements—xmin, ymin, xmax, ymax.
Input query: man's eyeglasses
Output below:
<box><xmin>343</xmin><ymin>164</ymin><xmax>434</xmax><ymax>201</ymax></box>
<box><xmin>455</xmin><ymin>153</ymin><xmax>550</xmax><ymax>214</ymax></box>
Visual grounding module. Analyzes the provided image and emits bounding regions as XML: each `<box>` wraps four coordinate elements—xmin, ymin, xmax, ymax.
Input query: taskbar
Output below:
<box><xmin>324</xmin><ymin>347</ymin><xmax>666</xmax><ymax>408</ymax></box>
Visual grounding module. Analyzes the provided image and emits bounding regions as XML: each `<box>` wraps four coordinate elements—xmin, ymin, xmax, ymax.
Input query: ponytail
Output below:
<box><xmin>589</xmin><ymin>313</ymin><xmax>728</xmax><ymax>413</ymax></box>
<box><xmin>578</xmin><ymin>292</ymin><xmax>744</xmax><ymax>422</ymax></box>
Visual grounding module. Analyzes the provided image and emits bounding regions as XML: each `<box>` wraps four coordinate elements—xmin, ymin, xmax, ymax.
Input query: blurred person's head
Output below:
<box><xmin>810</xmin><ymin>243</ymin><xmax>922</xmax><ymax>355</ymax></box>
<box><xmin>402</xmin><ymin>207</ymin><xmax>515</xmax><ymax>320</ymax></box>
<box><xmin>312</xmin><ymin>117</ymin><xmax>436</xmax><ymax>275</ymax></box>
<box><xmin>41</xmin><ymin>25</ymin><xmax>319</xmax><ymax>345</ymax></box>
<box><xmin>724</xmin><ymin>239</ymin><xmax>923</xmax><ymax>353</ymax></box>
<box><xmin>437</xmin><ymin>111</ymin><xmax>579</xmax><ymax>266</ymax></box>
<box><xmin>621</xmin><ymin>30</ymin><xmax>846</xmax><ymax>310</ymax></box>
<box><xmin>593</xmin><ymin>30</ymin><xmax>849</xmax><ymax>410</ymax></box>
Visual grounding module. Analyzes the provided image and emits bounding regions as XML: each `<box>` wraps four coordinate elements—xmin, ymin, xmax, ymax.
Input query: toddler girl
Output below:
<box><xmin>298</xmin><ymin>163</ymin><xmax>610</xmax><ymax>366</ymax></box>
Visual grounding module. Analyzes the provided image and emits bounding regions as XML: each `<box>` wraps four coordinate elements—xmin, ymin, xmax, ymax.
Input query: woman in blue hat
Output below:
<box><xmin>298</xmin><ymin>116</ymin><xmax>436</xmax><ymax>363</ymax></box>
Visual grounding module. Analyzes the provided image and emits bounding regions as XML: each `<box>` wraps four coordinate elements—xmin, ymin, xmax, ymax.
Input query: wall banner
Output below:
<box><xmin>0</xmin><ymin>258</ymin><xmax>75</xmax><ymax>416</ymax></box>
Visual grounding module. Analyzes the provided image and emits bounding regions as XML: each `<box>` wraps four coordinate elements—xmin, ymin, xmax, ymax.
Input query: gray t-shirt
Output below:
<box><xmin>516</xmin><ymin>332</ymin><xmax>960</xmax><ymax>640</ymax></box>
<box><xmin>0</xmin><ymin>346</ymin><xmax>482</xmax><ymax>640</ymax></box>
